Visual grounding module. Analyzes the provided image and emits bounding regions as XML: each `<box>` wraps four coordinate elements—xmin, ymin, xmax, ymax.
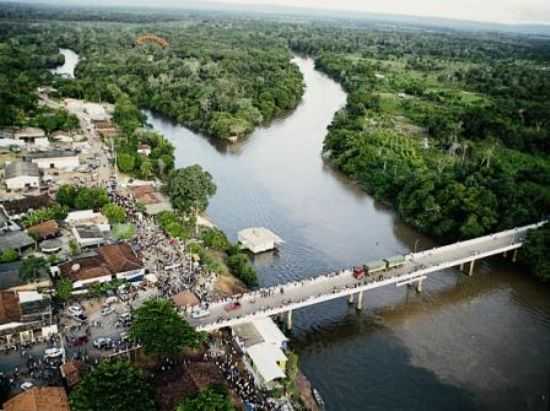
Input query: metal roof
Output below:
<box><xmin>4</xmin><ymin>161</ymin><xmax>40</xmax><ymax>179</ymax></box>
<box><xmin>0</xmin><ymin>231</ymin><xmax>34</xmax><ymax>252</ymax></box>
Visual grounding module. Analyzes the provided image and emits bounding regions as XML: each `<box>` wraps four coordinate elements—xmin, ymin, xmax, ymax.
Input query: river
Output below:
<box><xmin>146</xmin><ymin>57</ymin><xmax>550</xmax><ymax>411</ymax></box>
<box><xmin>50</xmin><ymin>48</ymin><xmax>79</xmax><ymax>78</ymax></box>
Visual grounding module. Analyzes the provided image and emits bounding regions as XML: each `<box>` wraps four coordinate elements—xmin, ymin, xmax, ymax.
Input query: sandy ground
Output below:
<box><xmin>297</xmin><ymin>371</ymin><xmax>321</xmax><ymax>411</ymax></box>
<box><xmin>214</xmin><ymin>274</ymin><xmax>248</xmax><ymax>297</ymax></box>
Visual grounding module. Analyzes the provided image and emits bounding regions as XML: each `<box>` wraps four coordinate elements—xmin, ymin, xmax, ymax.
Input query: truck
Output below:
<box><xmin>353</xmin><ymin>266</ymin><xmax>366</xmax><ymax>279</ymax></box>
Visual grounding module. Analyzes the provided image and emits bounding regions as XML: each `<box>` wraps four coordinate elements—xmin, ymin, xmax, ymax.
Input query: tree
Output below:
<box><xmin>521</xmin><ymin>225</ymin><xmax>550</xmax><ymax>281</ymax></box>
<box><xmin>56</xmin><ymin>184</ymin><xmax>78</xmax><ymax>208</ymax></box>
<box><xmin>102</xmin><ymin>203</ymin><xmax>127</xmax><ymax>224</ymax></box>
<box><xmin>70</xmin><ymin>361</ymin><xmax>155</xmax><ymax>411</ymax></box>
<box><xmin>130</xmin><ymin>298</ymin><xmax>206</xmax><ymax>356</ymax></box>
<box><xmin>140</xmin><ymin>159</ymin><xmax>154</xmax><ymax>180</ymax></box>
<box><xmin>226</xmin><ymin>253</ymin><xmax>258</xmax><ymax>287</ymax></box>
<box><xmin>74</xmin><ymin>187</ymin><xmax>109</xmax><ymax>210</ymax></box>
<box><xmin>55</xmin><ymin>277</ymin><xmax>73</xmax><ymax>302</ymax></box>
<box><xmin>117</xmin><ymin>152</ymin><xmax>136</xmax><ymax>173</ymax></box>
<box><xmin>0</xmin><ymin>248</ymin><xmax>18</xmax><ymax>263</ymax></box>
<box><xmin>69</xmin><ymin>239</ymin><xmax>80</xmax><ymax>256</ymax></box>
<box><xmin>177</xmin><ymin>385</ymin><xmax>235</xmax><ymax>411</ymax></box>
<box><xmin>168</xmin><ymin>165</ymin><xmax>217</xmax><ymax>214</ymax></box>
<box><xmin>112</xmin><ymin>223</ymin><xmax>136</xmax><ymax>240</ymax></box>
<box><xmin>201</xmin><ymin>228</ymin><xmax>230</xmax><ymax>251</ymax></box>
<box><xmin>18</xmin><ymin>256</ymin><xmax>49</xmax><ymax>283</ymax></box>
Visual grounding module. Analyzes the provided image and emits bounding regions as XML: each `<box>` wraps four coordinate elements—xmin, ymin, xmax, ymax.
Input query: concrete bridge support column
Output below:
<box><xmin>285</xmin><ymin>310</ymin><xmax>293</xmax><ymax>330</ymax></box>
<box><xmin>348</xmin><ymin>294</ymin><xmax>354</xmax><ymax>304</ymax></box>
<box><xmin>468</xmin><ymin>260</ymin><xmax>476</xmax><ymax>276</ymax></box>
<box><xmin>512</xmin><ymin>249</ymin><xmax>518</xmax><ymax>263</ymax></box>
<box><xmin>459</xmin><ymin>263</ymin><xmax>464</xmax><ymax>271</ymax></box>
<box><xmin>503</xmin><ymin>251</ymin><xmax>508</xmax><ymax>258</ymax></box>
<box><xmin>356</xmin><ymin>292</ymin><xmax>364</xmax><ymax>310</ymax></box>
<box><xmin>416</xmin><ymin>279</ymin><xmax>423</xmax><ymax>293</ymax></box>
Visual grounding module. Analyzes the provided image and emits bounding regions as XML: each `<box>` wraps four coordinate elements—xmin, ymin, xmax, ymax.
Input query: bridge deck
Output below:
<box><xmin>189</xmin><ymin>223</ymin><xmax>544</xmax><ymax>331</ymax></box>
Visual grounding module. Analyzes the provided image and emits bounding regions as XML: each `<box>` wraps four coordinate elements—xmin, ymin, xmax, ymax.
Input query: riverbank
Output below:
<box><xmin>148</xmin><ymin>55</ymin><xmax>550</xmax><ymax>411</ymax></box>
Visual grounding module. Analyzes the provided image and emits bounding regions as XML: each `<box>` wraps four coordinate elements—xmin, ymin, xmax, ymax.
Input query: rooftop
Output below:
<box><xmin>0</xmin><ymin>291</ymin><xmax>21</xmax><ymax>324</ymax></box>
<box><xmin>0</xmin><ymin>194</ymin><xmax>52</xmax><ymax>216</ymax></box>
<box><xmin>0</xmin><ymin>231</ymin><xmax>35</xmax><ymax>253</ymax></box>
<box><xmin>24</xmin><ymin>150</ymin><xmax>78</xmax><ymax>160</ymax></box>
<box><xmin>97</xmin><ymin>243</ymin><xmax>143</xmax><ymax>273</ymax></box>
<box><xmin>247</xmin><ymin>342</ymin><xmax>287</xmax><ymax>383</ymax></box>
<box><xmin>3</xmin><ymin>387</ymin><xmax>70</xmax><ymax>411</ymax></box>
<box><xmin>27</xmin><ymin>220</ymin><xmax>59</xmax><ymax>240</ymax></box>
<box><xmin>74</xmin><ymin>224</ymin><xmax>104</xmax><ymax>239</ymax></box>
<box><xmin>59</xmin><ymin>256</ymin><xmax>111</xmax><ymax>282</ymax></box>
<box><xmin>13</xmin><ymin>127</ymin><xmax>46</xmax><ymax>139</ymax></box>
<box><xmin>4</xmin><ymin>161</ymin><xmax>40</xmax><ymax>179</ymax></box>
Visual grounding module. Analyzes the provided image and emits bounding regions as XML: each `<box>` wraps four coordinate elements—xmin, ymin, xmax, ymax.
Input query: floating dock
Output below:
<box><xmin>238</xmin><ymin>227</ymin><xmax>284</xmax><ymax>254</ymax></box>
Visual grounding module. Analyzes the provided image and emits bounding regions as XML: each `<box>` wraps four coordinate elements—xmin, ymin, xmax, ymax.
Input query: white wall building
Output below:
<box><xmin>25</xmin><ymin>150</ymin><xmax>79</xmax><ymax>171</ymax></box>
<box><xmin>4</xmin><ymin>161</ymin><xmax>40</xmax><ymax>190</ymax></box>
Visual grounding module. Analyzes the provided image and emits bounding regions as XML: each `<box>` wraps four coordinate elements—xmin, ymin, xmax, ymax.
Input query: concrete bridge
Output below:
<box><xmin>189</xmin><ymin>222</ymin><xmax>545</xmax><ymax>332</ymax></box>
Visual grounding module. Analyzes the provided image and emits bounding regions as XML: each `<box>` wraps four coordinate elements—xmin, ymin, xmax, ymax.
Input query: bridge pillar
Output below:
<box><xmin>416</xmin><ymin>279</ymin><xmax>423</xmax><ymax>293</ymax></box>
<box><xmin>468</xmin><ymin>260</ymin><xmax>476</xmax><ymax>276</ymax></box>
<box><xmin>356</xmin><ymin>292</ymin><xmax>364</xmax><ymax>310</ymax></box>
<box><xmin>348</xmin><ymin>294</ymin><xmax>354</xmax><ymax>304</ymax></box>
<box><xmin>503</xmin><ymin>251</ymin><xmax>508</xmax><ymax>258</ymax></box>
<box><xmin>285</xmin><ymin>310</ymin><xmax>293</xmax><ymax>330</ymax></box>
<box><xmin>459</xmin><ymin>263</ymin><xmax>464</xmax><ymax>271</ymax></box>
<box><xmin>512</xmin><ymin>249</ymin><xmax>518</xmax><ymax>263</ymax></box>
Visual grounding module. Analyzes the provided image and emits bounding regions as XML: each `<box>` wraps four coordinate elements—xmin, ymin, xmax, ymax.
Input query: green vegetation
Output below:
<box><xmin>130</xmin><ymin>298</ymin><xmax>206</xmax><ymax>356</ymax></box>
<box><xmin>0</xmin><ymin>249</ymin><xmax>18</xmax><ymax>263</ymax></box>
<box><xmin>70</xmin><ymin>361</ymin><xmax>156</xmax><ymax>411</ymax></box>
<box><xmin>55</xmin><ymin>277</ymin><xmax>73</xmax><ymax>302</ymax></box>
<box><xmin>226</xmin><ymin>250</ymin><xmax>258</xmax><ymax>287</ymax></box>
<box><xmin>102</xmin><ymin>203</ymin><xmax>127</xmax><ymax>224</ymax></box>
<box><xmin>201</xmin><ymin>227</ymin><xmax>231</xmax><ymax>252</ymax></box>
<box><xmin>288</xmin><ymin>32</ymin><xmax>550</xmax><ymax>242</ymax></box>
<box><xmin>56</xmin><ymin>185</ymin><xmax>109</xmax><ymax>210</ymax></box>
<box><xmin>18</xmin><ymin>256</ymin><xmax>49</xmax><ymax>283</ymax></box>
<box><xmin>21</xmin><ymin>204</ymin><xmax>68</xmax><ymax>227</ymax></box>
<box><xmin>522</xmin><ymin>226</ymin><xmax>550</xmax><ymax>281</ymax></box>
<box><xmin>156</xmin><ymin>211</ymin><xmax>195</xmax><ymax>241</ymax></box>
<box><xmin>112</xmin><ymin>223</ymin><xmax>137</xmax><ymax>240</ymax></box>
<box><xmin>177</xmin><ymin>385</ymin><xmax>235</xmax><ymax>411</ymax></box>
<box><xmin>167</xmin><ymin>165</ymin><xmax>217</xmax><ymax>215</ymax></box>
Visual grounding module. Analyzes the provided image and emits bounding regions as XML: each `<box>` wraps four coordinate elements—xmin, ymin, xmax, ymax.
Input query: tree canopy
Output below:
<box><xmin>168</xmin><ymin>165</ymin><xmax>217</xmax><ymax>214</ymax></box>
<box><xmin>521</xmin><ymin>225</ymin><xmax>550</xmax><ymax>282</ymax></box>
<box><xmin>177</xmin><ymin>385</ymin><xmax>235</xmax><ymax>411</ymax></box>
<box><xmin>130</xmin><ymin>298</ymin><xmax>206</xmax><ymax>356</ymax></box>
<box><xmin>70</xmin><ymin>361</ymin><xmax>156</xmax><ymax>411</ymax></box>
<box><xmin>18</xmin><ymin>256</ymin><xmax>49</xmax><ymax>283</ymax></box>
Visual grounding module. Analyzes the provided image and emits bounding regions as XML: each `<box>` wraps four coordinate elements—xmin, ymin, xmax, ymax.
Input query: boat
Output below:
<box><xmin>312</xmin><ymin>387</ymin><xmax>326</xmax><ymax>410</ymax></box>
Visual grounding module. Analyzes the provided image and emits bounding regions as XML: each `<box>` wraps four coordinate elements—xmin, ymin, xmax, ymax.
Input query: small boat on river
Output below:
<box><xmin>312</xmin><ymin>387</ymin><xmax>326</xmax><ymax>410</ymax></box>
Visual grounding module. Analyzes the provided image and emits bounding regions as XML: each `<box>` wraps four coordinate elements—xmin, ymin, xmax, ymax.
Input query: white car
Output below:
<box><xmin>191</xmin><ymin>308</ymin><xmax>210</xmax><ymax>319</ymax></box>
<box><xmin>20</xmin><ymin>382</ymin><xmax>33</xmax><ymax>391</ymax></box>
<box><xmin>44</xmin><ymin>347</ymin><xmax>64</xmax><ymax>359</ymax></box>
<box><xmin>101</xmin><ymin>306</ymin><xmax>114</xmax><ymax>316</ymax></box>
<box><xmin>68</xmin><ymin>305</ymin><xmax>84</xmax><ymax>316</ymax></box>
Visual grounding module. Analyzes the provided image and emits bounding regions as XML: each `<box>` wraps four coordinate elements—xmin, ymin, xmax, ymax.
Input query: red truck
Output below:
<box><xmin>353</xmin><ymin>266</ymin><xmax>365</xmax><ymax>279</ymax></box>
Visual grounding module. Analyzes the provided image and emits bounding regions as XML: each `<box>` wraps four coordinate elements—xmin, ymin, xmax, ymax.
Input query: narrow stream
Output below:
<box><xmin>144</xmin><ymin>56</ymin><xmax>550</xmax><ymax>411</ymax></box>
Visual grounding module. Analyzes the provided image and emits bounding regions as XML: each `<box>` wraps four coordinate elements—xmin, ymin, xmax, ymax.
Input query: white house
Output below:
<box><xmin>4</xmin><ymin>161</ymin><xmax>40</xmax><ymax>191</ymax></box>
<box><xmin>13</xmin><ymin>128</ymin><xmax>49</xmax><ymax>148</ymax></box>
<box><xmin>71</xmin><ymin>225</ymin><xmax>106</xmax><ymax>248</ymax></box>
<box><xmin>65</xmin><ymin>210</ymin><xmax>109</xmax><ymax>231</ymax></box>
<box><xmin>25</xmin><ymin>150</ymin><xmax>79</xmax><ymax>171</ymax></box>
<box><xmin>238</xmin><ymin>227</ymin><xmax>284</xmax><ymax>254</ymax></box>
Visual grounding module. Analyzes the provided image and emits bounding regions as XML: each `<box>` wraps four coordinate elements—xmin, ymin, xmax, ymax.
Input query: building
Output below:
<box><xmin>59</xmin><ymin>243</ymin><xmax>145</xmax><ymax>289</ymax></box>
<box><xmin>0</xmin><ymin>290</ymin><xmax>55</xmax><ymax>346</ymax></box>
<box><xmin>137</xmin><ymin>144</ymin><xmax>151</xmax><ymax>156</ymax></box>
<box><xmin>0</xmin><ymin>231</ymin><xmax>35</xmax><ymax>254</ymax></box>
<box><xmin>24</xmin><ymin>150</ymin><xmax>79</xmax><ymax>171</ymax></box>
<box><xmin>3</xmin><ymin>386</ymin><xmax>70</xmax><ymax>411</ymax></box>
<box><xmin>232</xmin><ymin>317</ymin><xmax>289</xmax><ymax>386</ymax></box>
<box><xmin>4</xmin><ymin>161</ymin><xmax>40</xmax><ymax>191</ymax></box>
<box><xmin>13</xmin><ymin>127</ymin><xmax>49</xmax><ymax>148</ymax></box>
<box><xmin>27</xmin><ymin>220</ymin><xmax>60</xmax><ymax>241</ymax></box>
<box><xmin>130</xmin><ymin>185</ymin><xmax>172</xmax><ymax>215</ymax></box>
<box><xmin>50</xmin><ymin>130</ymin><xmax>73</xmax><ymax>144</ymax></box>
<box><xmin>238</xmin><ymin>227</ymin><xmax>284</xmax><ymax>254</ymax></box>
<box><xmin>71</xmin><ymin>224</ymin><xmax>106</xmax><ymax>248</ymax></box>
<box><xmin>92</xmin><ymin>120</ymin><xmax>118</xmax><ymax>138</ymax></box>
<box><xmin>65</xmin><ymin>210</ymin><xmax>109</xmax><ymax>229</ymax></box>
<box><xmin>0</xmin><ymin>194</ymin><xmax>52</xmax><ymax>219</ymax></box>
<box><xmin>0</xmin><ymin>261</ymin><xmax>52</xmax><ymax>292</ymax></box>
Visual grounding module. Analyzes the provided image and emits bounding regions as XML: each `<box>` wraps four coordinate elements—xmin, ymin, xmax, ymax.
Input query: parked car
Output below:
<box><xmin>20</xmin><ymin>382</ymin><xmax>33</xmax><ymax>391</ymax></box>
<box><xmin>191</xmin><ymin>308</ymin><xmax>210</xmax><ymax>319</ymax></box>
<box><xmin>68</xmin><ymin>305</ymin><xmax>84</xmax><ymax>316</ymax></box>
<box><xmin>44</xmin><ymin>347</ymin><xmax>63</xmax><ymax>359</ymax></box>
<box><xmin>101</xmin><ymin>306</ymin><xmax>114</xmax><ymax>316</ymax></box>
<box><xmin>93</xmin><ymin>337</ymin><xmax>113</xmax><ymax>350</ymax></box>
<box><xmin>71</xmin><ymin>312</ymin><xmax>87</xmax><ymax>322</ymax></box>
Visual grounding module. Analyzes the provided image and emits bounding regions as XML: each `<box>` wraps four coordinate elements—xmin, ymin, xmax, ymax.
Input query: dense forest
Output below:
<box><xmin>1</xmin><ymin>3</ymin><xmax>549</xmax><ymax>250</ymax></box>
<box><xmin>286</xmin><ymin>26</ymin><xmax>550</xmax><ymax>242</ymax></box>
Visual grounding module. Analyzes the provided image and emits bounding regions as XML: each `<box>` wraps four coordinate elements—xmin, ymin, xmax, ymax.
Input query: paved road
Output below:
<box><xmin>189</xmin><ymin>222</ymin><xmax>545</xmax><ymax>331</ymax></box>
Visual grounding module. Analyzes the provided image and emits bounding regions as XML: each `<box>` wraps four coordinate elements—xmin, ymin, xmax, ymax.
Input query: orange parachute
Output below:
<box><xmin>135</xmin><ymin>34</ymin><xmax>169</xmax><ymax>48</ymax></box>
